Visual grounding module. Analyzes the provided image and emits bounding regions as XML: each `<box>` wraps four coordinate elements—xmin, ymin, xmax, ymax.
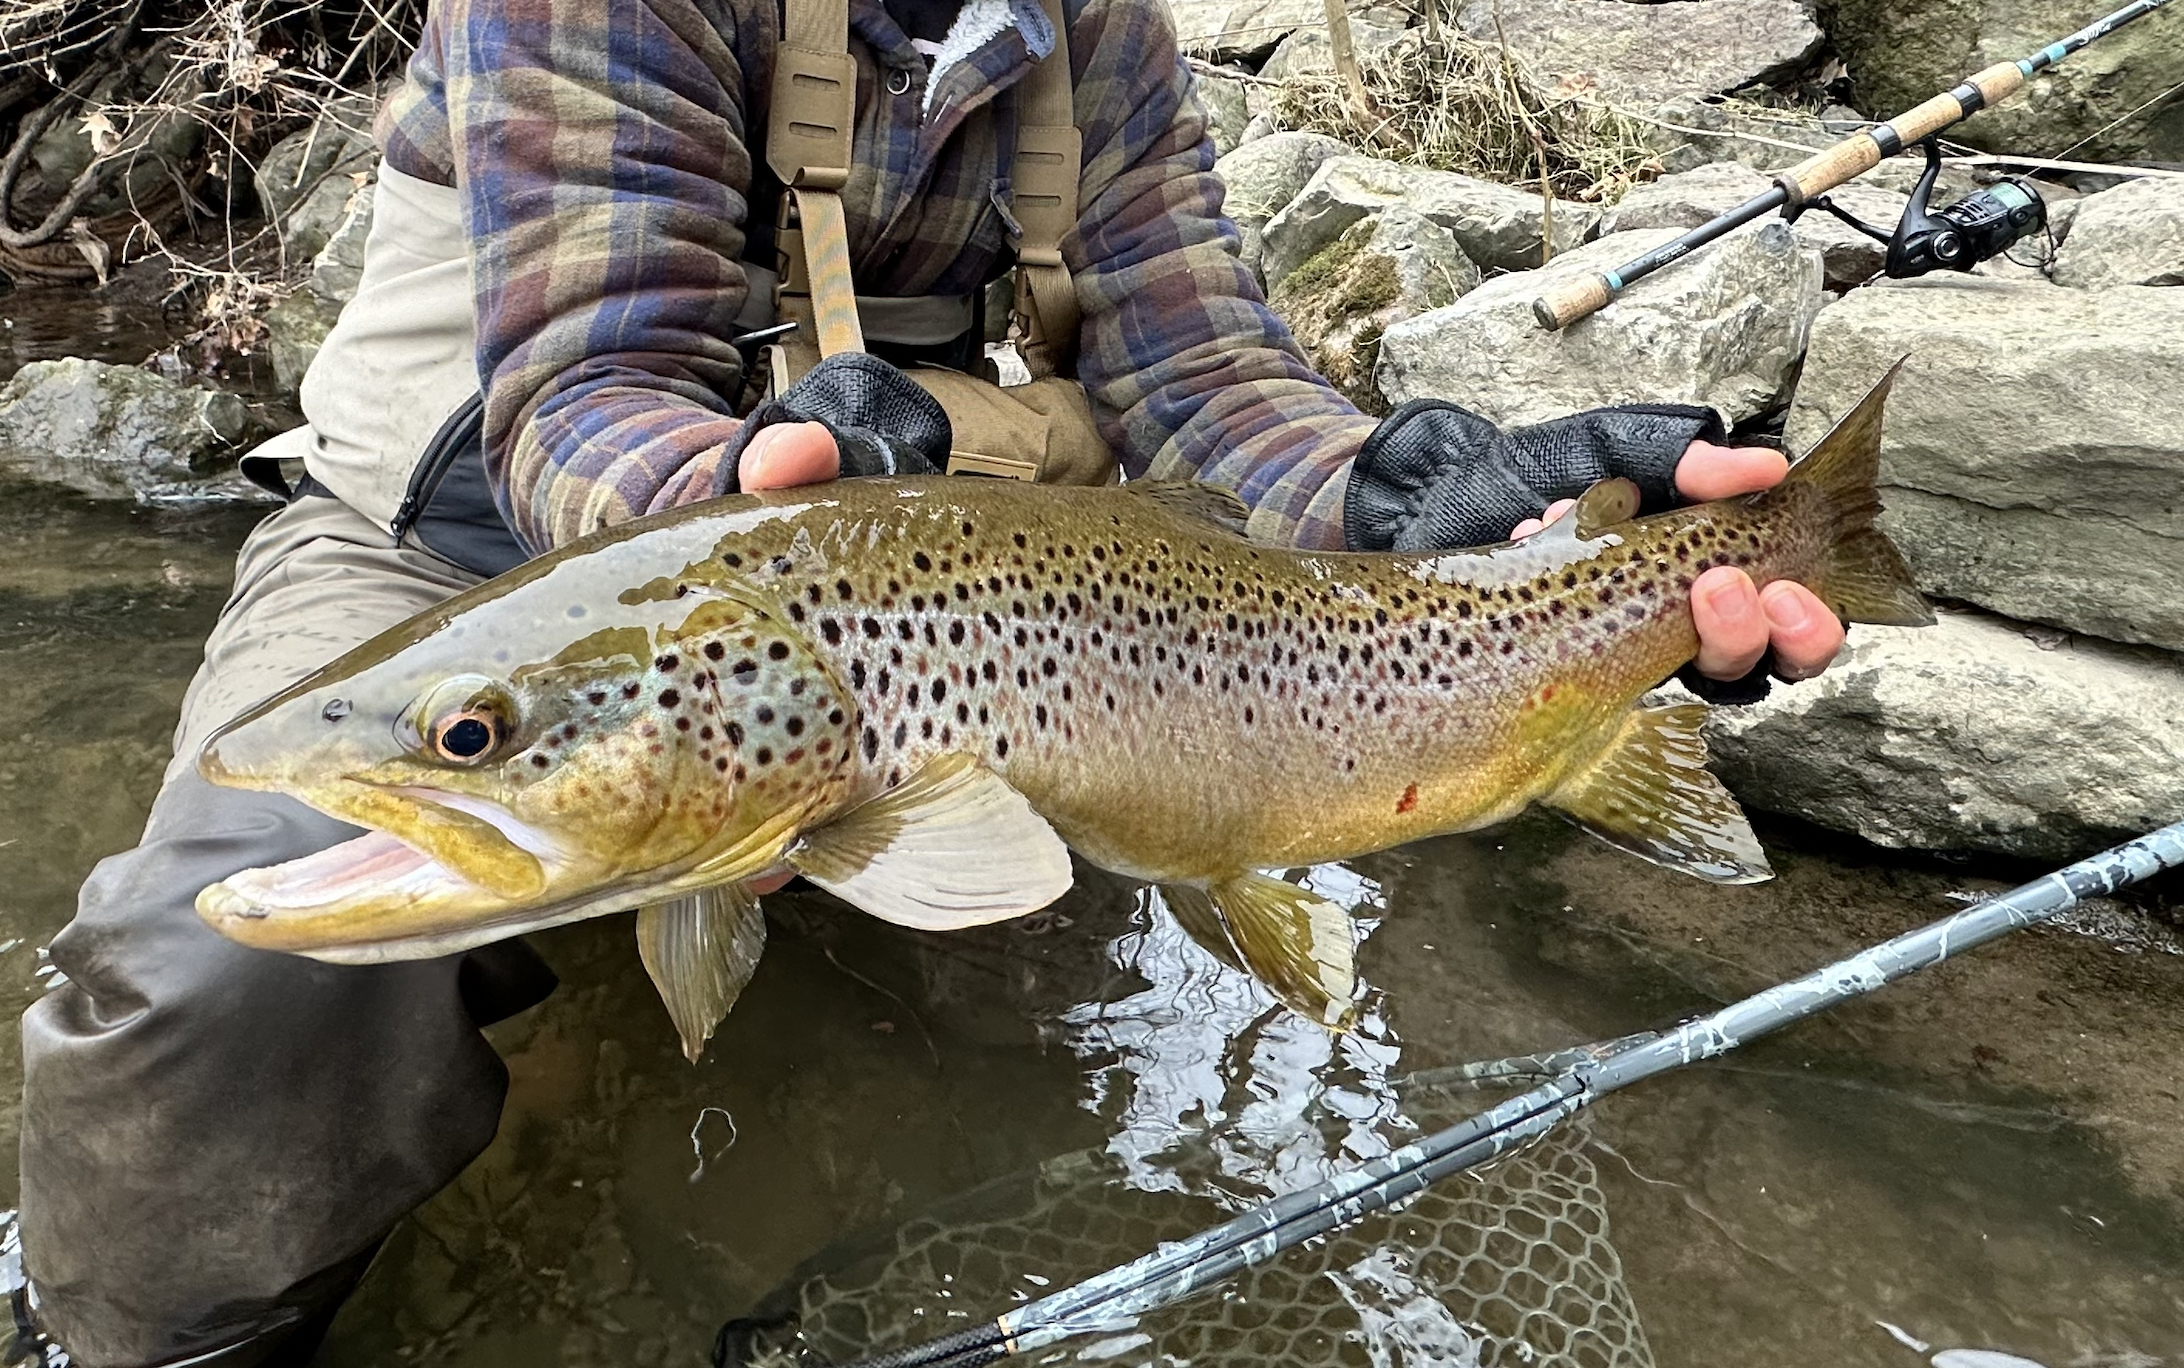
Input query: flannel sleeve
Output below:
<box><xmin>443</xmin><ymin>0</ymin><xmax>758</xmax><ymax>552</ymax></box>
<box><xmin>1065</xmin><ymin>0</ymin><xmax>1377</xmax><ymax>551</ymax></box>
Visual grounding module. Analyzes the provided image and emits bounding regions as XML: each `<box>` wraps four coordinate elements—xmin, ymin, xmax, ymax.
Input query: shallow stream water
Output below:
<box><xmin>0</xmin><ymin>293</ymin><xmax>2179</xmax><ymax>1367</ymax></box>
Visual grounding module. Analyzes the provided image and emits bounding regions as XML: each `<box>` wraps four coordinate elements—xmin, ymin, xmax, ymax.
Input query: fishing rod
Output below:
<box><xmin>1532</xmin><ymin>0</ymin><xmax>2177</xmax><ymax>330</ymax></box>
<box><xmin>718</xmin><ymin>817</ymin><xmax>2184</xmax><ymax>1368</ymax></box>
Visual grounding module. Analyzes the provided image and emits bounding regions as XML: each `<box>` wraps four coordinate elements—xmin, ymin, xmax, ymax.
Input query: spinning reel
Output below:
<box><xmin>1795</xmin><ymin>140</ymin><xmax>2051</xmax><ymax>277</ymax></box>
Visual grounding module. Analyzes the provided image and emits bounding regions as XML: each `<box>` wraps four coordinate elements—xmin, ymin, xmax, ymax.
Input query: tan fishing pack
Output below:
<box><xmin>762</xmin><ymin>0</ymin><xmax>1115</xmax><ymax>486</ymax></box>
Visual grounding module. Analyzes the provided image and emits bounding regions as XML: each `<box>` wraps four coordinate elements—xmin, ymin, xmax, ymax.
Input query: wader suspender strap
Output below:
<box><xmin>763</xmin><ymin>0</ymin><xmax>1080</xmax><ymax>387</ymax></box>
<box><xmin>1007</xmin><ymin>0</ymin><xmax>1081</xmax><ymax>380</ymax></box>
<box><xmin>766</xmin><ymin>0</ymin><xmax>865</xmax><ymax>378</ymax></box>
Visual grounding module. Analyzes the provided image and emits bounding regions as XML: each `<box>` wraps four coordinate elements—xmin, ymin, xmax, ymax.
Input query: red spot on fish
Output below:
<box><xmin>1396</xmin><ymin>783</ymin><xmax>1419</xmax><ymax>815</ymax></box>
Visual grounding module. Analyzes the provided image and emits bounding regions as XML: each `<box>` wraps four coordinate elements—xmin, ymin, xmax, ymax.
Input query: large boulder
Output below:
<box><xmin>255</xmin><ymin>97</ymin><xmax>379</xmax><ymax>262</ymax></box>
<box><xmin>1212</xmin><ymin>132</ymin><xmax>1355</xmax><ymax>279</ymax></box>
<box><xmin>2050</xmin><ymin>176</ymin><xmax>2184</xmax><ymax>290</ymax></box>
<box><xmin>0</xmin><ymin>358</ymin><xmax>262</xmax><ymax>504</ymax></box>
<box><xmin>1599</xmin><ymin>160</ymin><xmax>1911</xmax><ymax>291</ymax></box>
<box><xmin>1261</xmin><ymin>155</ymin><xmax>1598</xmax><ymax>284</ymax></box>
<box><xmin>1266</xmin><ymin>205</ymin><xmax>1478</xmax><ymax>413</ymax></box>
<box><xmin>308</xmin><ymin>182</ymin><xmax>375</xmax><ymax>303</ymax></box>
<box><xmin>1189</xmin><ymin>68</ymin><xmax>1253</xmax><ymax>158</ymax></box>
<box><xmin>1376</xmin><ymin>223</ymin><xmax>1824</xmax><ymax>427</ymax></box>
<box><xmin>1257</xmin><ymin>7</ymin><xmax>1412</xmax><ymax>80</ymax></box>
<box><xmin>1168</xmin><ymin>0</ymin><xmax>1324</xmax><ymax>62</ymax></box>
<box><xmin>264</xmin><ymin>291</ymin><xmax>348</xmax><ymax>395</ymax></box>
<box><xmin>1697</xmin><ymin>611</ymin><xmax>2184</xmax><ymax>862</ymax></box>
<box><xmin>1785</xmin><ymin>278</ymin><xmax>2184</xmax><ymax>652</ymax></box>
<box><xmin>1454</xmin><ymin>0</ymin><xmax>1824</xmax><ymax>107</ymax></box>
<box><xmin>1821</xmin><ymin>0</ymin><xmax>2184</xmax><ymax>163</ymax></box>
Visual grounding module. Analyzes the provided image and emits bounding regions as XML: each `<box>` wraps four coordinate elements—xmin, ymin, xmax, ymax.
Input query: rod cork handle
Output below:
<box><xmin>1532</xmin><ymin>273</ymin><xmax>1615</xmax><ymax>331</ymax></box>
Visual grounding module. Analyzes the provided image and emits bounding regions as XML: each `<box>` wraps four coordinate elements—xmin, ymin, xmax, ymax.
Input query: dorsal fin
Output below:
<box><xmin>1126</xmin><ymin>480</ymin><xmax>1251</xmax><ymax>535</ymax></box>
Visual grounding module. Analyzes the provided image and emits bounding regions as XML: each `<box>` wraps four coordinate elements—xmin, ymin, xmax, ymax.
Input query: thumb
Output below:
<box><xmin>739</xmin><ymin>422</ymin><xmax>842</xmax><ymax>491</ymax></box>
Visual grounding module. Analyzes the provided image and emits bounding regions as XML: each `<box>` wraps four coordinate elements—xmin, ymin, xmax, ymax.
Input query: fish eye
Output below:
<box><xmin>408</xmin><ymin>676</ymin><xmax>517</xmax><ymax>767</ymax></box>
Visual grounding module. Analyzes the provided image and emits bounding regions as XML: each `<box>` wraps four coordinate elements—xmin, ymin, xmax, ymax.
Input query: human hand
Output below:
<box><xmin>737</xmin><ymin>421</ymin><xmax>841</xmax><ymax>491</ymax></box>
<box><xmin>1510</xmin><ymin>439</ymin><xmax>1846</xmax><ymax>683</ymax></box>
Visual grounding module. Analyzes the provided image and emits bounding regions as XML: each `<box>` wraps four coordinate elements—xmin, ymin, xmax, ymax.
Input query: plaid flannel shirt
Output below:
<box><xmin>381</xmin><ymin>0</ymin><xmax>1376</xmax><ymax>552</ymax></box>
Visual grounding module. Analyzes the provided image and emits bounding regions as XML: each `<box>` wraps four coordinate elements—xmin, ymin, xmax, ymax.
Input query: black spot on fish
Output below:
<box><xmin>786</xmin><ymin>717</ymin><xmax>804</xmax><ymax>736</ymax></box>
<box><xmin>655</xmin><ymin>654</ymin><xmax>679</xmax><ymax>673</ymax></box>
<box><xmin>821</xmin><ymin>620</ymin><xmax>842</xmax><ymax>645</ymax></box>
<box><xmin>913</xmin><ymin>551</ymin><xmax>932</xmax><ymax>572</ymax></box>
<box><xmin>861</xmin><ymin>728</ymin><xmax>879</xmax><ymax>760</ymax></box>
<box><xmin>949</xmin><ymin>622</ymin><xmax>965</xmax><ymax>645</ymax></box>
<box><xmin>849</xmin><ymin>661</ymin><xmax>867</xmax><ymax>689</ymax></box>
<box><xmin>587</xmin><ymin>691</ymin><xmax>606</xmax><ymax>706</ymax></box>
<box><xmin>787</xmin><ymin>603</ymin><xmax>806</xmax><ymax>622</ymax></box>
<box><xmin>756</xmin><ymin>706</ymin><xmax>775</xmax><ymax>725</ymax></box>
<box><xmin>892</xmin><ymin>721</ymin><xmax>908</xmax><ymax>749</ymax></box>
<box><xmin>531</xmin><ymin>754</ymin><xmax>549</xmax><ymax>768</ymax></box>
<box><xmin>932</xmin><ymin>679</ymin><xmax>947</xmax><ymax>703</ymax></box>
<box><xmin>675</xmin><ymin>717</ymin><xmax>691</xmax><ymax>731</ymax></box>
<box><xmin>723</xmin><ymin>552</ymin><xmax>743</xmax><ymax>568</ymax></box>
<box><xmin>733</xmin><ymin>660</ymin><xmax>759</xmax><ymax>685</ymax></box>
<box><xmin>755</xmin><ymin>746</ymin><xmax>773</xmax><ymax>765</ymax></box>
<box><xmin>621</xmin><ymin>682</ymin><xmax>641</xmax><ymax>699</ymax></box>
<box><xmin>995</xmin><ymin>736</ymin><xmax>1009</xmax><ymax>759</ymax></box>
<box><xmin>703</xmin><ymin>641</ymin><xmax>725</xmax><ymax>661</ymax></box>
<box><xmin>862</xmin><ymin>618</ymin><xmax>882</xmax><ymax>640</ymax></box>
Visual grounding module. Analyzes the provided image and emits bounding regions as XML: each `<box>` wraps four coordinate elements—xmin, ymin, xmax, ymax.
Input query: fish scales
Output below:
<box><xmin>670</xmin><ymin>477</ymin><xmax>1819</xmax><ymax>883</ymax></box>
<box><xmin>191</xmin><ymin>365</ymin><xmax>1929</xmax><ymax>1052</ymax></box>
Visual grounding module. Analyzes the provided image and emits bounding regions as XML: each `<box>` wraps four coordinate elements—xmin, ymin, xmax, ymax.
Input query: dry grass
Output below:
<box><xmin>1269</xmin><ymin>28</ymin><xmax>1662</xmax><ymax>202</ymax></box>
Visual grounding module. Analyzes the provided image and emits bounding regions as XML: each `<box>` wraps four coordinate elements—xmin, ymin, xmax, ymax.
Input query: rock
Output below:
<box><xmin>1600</xmin><ymin>160</ymin><xmax>1911</xmax><ymax>290</ymax></box>
<box><xmin>1266</xmin><ymin>205</ymin><xmax>1478</xmax><ymax>413</ymax></box>
<box><xmin>255</xmin><ymin>97</ymin><xmax>379</xmax><ymax>261</ymax></box>
<box><xmin>1212</xmin><ymin>132</ymin><xmax>1353</xmax><ymax>279</ymax></box>
<box><xmin>1784</xmin><ymin>278</ymin><xmax>2184</xmax><ymax>652</ymax></box>
<box><xmin>1261</xmin><ymin>155</ymin><xmax>1598</xmax><ymax>284</ymax></box>
<box><xmin>1376</xmin><ymin>223</ymin><xmax>1823</xmax><ymax>427</ymax></box>
<box><xmin>1823</xmin><ymin>0</ymin><xmax>2184</xmax><ymax>164</ymax></box>
<box><xmin>264</xmin><ymin>291</ymin><xmax>348</xmax><ymax>395</ymax></box>
<box><xmin>1190</xmin><ymin>69</ymin><xmax>1253</xmax><ymax>158</ymax></box>
<box><xmin>308</xmin><ymin>182</ymin><xmax>376</xmax><ymax>303</ymax></box>
<box><xmin>0</xmin><ymin>358</ymin><xmax>262</xmax><ymax>504</ymax></box>
<box><xmin>1168</xmin><ymin>0</ymin><xmax>1324</xmax><ymax>62</ymax></box>
<box><xmin>1238</xmin><ymin>113</ymin><xmax>1280</xmax><ymax>147</ymax></box>
<box><xmin>1697</xmin><ymin>611</ymin><xmax>2184</xmax><ymax>862</ymax></box>
<box><xmin>1257</xmin><ymin>8</ymin><xmax>1412</xmax><ymax>81</ymax></box>
<box><xmin>1454</xmin><ymin>0</ymin><xmax>1823</xmax><ymax>108</ymax></box>
<box><xmin>22</xmin><ymin>72</ymin><xmax>205</xmax><ymax>222</ymax></box>
<box><xmin>2050</xmin><ymin>176</ymin><xmax>2184</xmax><ymax>289</ymax></box>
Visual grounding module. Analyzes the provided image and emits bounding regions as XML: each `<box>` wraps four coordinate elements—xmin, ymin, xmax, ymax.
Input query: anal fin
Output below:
<box><xmin>1162</xmin><ymin>874</ymin><xmax>1359</xmax><ymax>1030</ymax></box>
<box><xmin>787</xmin><ymin>753</ymin><xmax>1073</xmax><ymax>930</ymax></box>
<box><xmin>1548</xmin><ymin>703</ymin><xmax>1773</xmax><ymax>883</ymax></box>
<box><xmin>637</xmin><ymin>883</ymin><xmax>767</xmax><ymax>1063</ymax></box>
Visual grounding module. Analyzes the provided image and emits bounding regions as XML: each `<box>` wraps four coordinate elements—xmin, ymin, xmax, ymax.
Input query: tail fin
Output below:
<box><xmin>1773</xmin><ymin>358</ymin><xmax>1936</xmax><ymax>627</ymax></box>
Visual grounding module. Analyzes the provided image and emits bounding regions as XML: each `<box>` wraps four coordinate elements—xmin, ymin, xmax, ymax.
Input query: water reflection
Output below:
<box><xmin>1062</xmin><ymin>873</ymin><xmax>1402</xmax><ymax>1202</ymax></box>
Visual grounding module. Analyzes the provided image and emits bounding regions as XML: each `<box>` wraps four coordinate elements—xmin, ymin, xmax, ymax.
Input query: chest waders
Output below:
<box><xmin>762</xmin><ymin>0</ymin><xmax>1117</xmax><ymax>488</ymax></box>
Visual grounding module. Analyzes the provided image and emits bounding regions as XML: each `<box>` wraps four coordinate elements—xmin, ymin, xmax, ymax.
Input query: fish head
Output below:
<box><xmin>195</xmin><ymin>554</ymin><xmax>857</xmax><ymax>961</ymax></box>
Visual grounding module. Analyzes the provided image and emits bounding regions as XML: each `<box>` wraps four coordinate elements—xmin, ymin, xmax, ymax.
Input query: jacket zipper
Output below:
<box><xmin>389</xmin><ymin>392</ymin><xmax>485</xmax><ymax>542</ymax></box>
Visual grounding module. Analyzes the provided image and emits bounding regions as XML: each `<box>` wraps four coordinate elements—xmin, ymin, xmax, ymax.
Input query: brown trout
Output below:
<box><xmin>195</xmin><ymin>366</ymin><xmax>1929</xmax><ymax>1056</ymax></box>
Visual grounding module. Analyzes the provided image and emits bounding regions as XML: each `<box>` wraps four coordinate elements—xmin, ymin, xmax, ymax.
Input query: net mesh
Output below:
<box><xmin>774</xmin><ymin>1081</ymin><xmax>1650</xmax><ymax>1368</ymax></box>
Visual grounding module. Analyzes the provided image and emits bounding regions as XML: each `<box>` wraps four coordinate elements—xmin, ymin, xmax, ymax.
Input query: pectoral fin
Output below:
<box><xmin>1548</xmin><ymin>702</ymin><xmax>1772</xmax><ymax>883</ymax></box>
<box><xmin>637</xmin><ymin>883</ymin><xmax>767</xmax><ymax>1063</ymax></box>
<box><xmin>1162</xmin><ymin>874</ymin><xmax>1359</xmax><ymax>1030</ymax></box>
<box><xmin>787</xmin><ymin>754</ymin><xmax>1073</xmax><ymax>930</ymax></box>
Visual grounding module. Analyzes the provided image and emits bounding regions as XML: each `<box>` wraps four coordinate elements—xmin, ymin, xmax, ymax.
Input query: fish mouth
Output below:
<box><xmin>195</xmin><ymin>784</ymin><xmax>596</xmax><ymax>962</ymax></box>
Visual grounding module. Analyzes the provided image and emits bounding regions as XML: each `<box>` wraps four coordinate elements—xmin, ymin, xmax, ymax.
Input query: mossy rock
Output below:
<box><xmin>1267</xmin><ymin>205</ymin><xmax>1478</xmax><ymax>414</ymax></box>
